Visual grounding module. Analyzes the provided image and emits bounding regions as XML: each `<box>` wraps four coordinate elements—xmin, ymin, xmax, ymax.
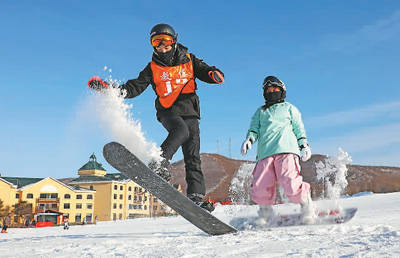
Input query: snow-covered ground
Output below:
<box><xmin>1</xmin><ymin>192</ymin><xmax>399</xmax><ymax>257</ymax></box>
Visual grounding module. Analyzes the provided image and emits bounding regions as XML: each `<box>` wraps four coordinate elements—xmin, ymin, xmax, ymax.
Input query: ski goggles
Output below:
<box><xmin>262</xmin><ymin>78</ymin><xmax>286</xmax><ymax>90</ymax></box>
<box><xmin>150</xmin><ymin>34</ymin><xmax>175</xmax><ymax>47</ymax></box>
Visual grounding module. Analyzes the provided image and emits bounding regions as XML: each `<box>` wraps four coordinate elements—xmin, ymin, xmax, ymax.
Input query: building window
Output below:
<box><xmin>144</xmin><ymin>205</ymin><xmax>147</xmax><ymax>210</ymax></box>
<box><xmin>120</xmin><ymin>186</ymin><xmax>123</xmax><ymax>191</ymax></box>
<box><xmin>64</xmin><ymin>194</ymin><xmax>71</xmax><ymax>199</ymax></box>
<box><xmin>64</xmin><ymin>203</ymin><xmax>70</xmax><ymax>209</ymax></box>
<box><xmin>87</xmin><ymin>194</ymin><xmax>93</xmax><ymax>200</ymax></box>
<box><xmin>113</xmin><ymin>213</ymin><xmax>116</xmax><ymax>221</ymax></box>
<box><xmin>119</xmin><ymin>214</ymin><xmax>122</xmax><ymax>219</ymax></box>
<box><xmin>76</xmin><ymin>203</ymin><xmax>82</xmax><ymax>209</ymax></box>
<box><xmin>114</xmin><ymin>185</ymin><xmax>117</xmax><ymax>190</ymax></box>
<box><xmin>119</xmin><ymin>194</ymin><xmax>123</xmax><ymax>200</ymax></box>
<box><xmin>64</xmin><ymin>213</ymin><xmax>69</xmax><ymax>218</ymax></box>
<box><xmin>75</xmin><ymin>213</ymin><xmax>81</xmax><ymax>223</ymax></box>
<box><xmin>113</xmin><ymin>194</ymin><xmax>117</xmax><ymax>200</ymax></box>
<box><xmin>144</xmin><ymin>196</ymin><xmax>147</xmax><ymax>201</ymax></box>
<box><xmin>128</xmin><ymin>186</ymin><xmax>132</xmax><ymax>191</ymax></box>
<box><xmin>128</xmin><ymin>195</ymin><xmax>131</xmax><ymax>200</ymax></box>
<box><xmin>90</xmin><ymin>185</ymin><xmax>94</xmax><ymax>190</ymax></box>
<box><xmin>27</xmin><ymin>193</ymin><xmax>33</xmax><ymax>199</ymax></box>
<box><xmin>119</xmin><ymin>204</ymin><xmax>122</xmax><ymax>209</ymax></box>
<box><xmin>134</xmin><ymin>196</ymin><xmax>137</xmax><ymax>201</ymax></box>
<box><xmin>76</xmin><ymin>194</ymin><xmax>82</xmax><ymax>199</ymax></box>
<box><xmin>153</xmin><ymin>198</ymin><xmax>157</xmax><ymax>202</ymax></box>
<box><xmin>153</xmin><ymin>206</ymin><xmax>157</xmax><ymax>211</ymax></box>
<box><xmin>134</xmin><ymin>187</ymin><xmax>138</xmax><ymax>192</ymax></box>
<box><xmin>139</xmin><ymin>196</ymin><xmax>142</xmax><ymax>201</ymax></box>
<box><xmin>40</xmin><ymin>193</ymin><xmax>58</xmax><ymax>199</ymax></box>
<box><xmin>15</xmin><ymin>193</ymin><xmax>20</xmax><ymax>199</ymax></box>
<box><xmin>113</xmin><ymin>203</ymin><xmax>117</xmax><ymax>209</ymax></box>
<box><xmin>87</xmin><ymin>204</ymin><xmax>93</xmax><ymax>209</ymax></box>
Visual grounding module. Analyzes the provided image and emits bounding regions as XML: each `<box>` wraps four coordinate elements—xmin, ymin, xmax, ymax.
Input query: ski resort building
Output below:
<box><xmin>0</xmin><ymin>154</ymin><xmax>180</xmax><ymax>227</ymax></box>
<box><xmin>0</xmin><ymin>176</ymin><xmax>95</xmax><ymax>226</ymax></box>
<box><xmin>67</xmin><ymin>154</ymin><xmax>176</xmax><ymax>221</ymax></box>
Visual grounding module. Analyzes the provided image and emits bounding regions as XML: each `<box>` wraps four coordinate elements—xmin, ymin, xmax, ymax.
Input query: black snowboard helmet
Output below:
<box><xmin>262</xmin><ymin>75</ymin><xmax>286</xmax><ymax>104</ymax></box>
<box><xmin>150</xmin><ymin>23</ymin><xmax>178</xmax><ymax>41</ymax></box>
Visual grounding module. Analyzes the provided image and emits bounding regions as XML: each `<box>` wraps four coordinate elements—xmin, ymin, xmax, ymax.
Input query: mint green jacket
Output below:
<box><xmin>246</xmin><ymin>102</ymin><xmax>308</xmax><ymax>161</ymax></box>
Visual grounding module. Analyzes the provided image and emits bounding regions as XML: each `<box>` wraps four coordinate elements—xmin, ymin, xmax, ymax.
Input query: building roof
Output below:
<box><xmin>69</xmin><ymin>173</ymin><xmax>130</xmax><ymax>184</ymax></box>
<box><xmin>78</xmin><ymin>153</ymin><xmax>106</xmax><ymax>171</ymax></box>
<box><xmin>0</xmin><ymin>177</ymin><xmax>43</xmax><ymax>188</ymax></box>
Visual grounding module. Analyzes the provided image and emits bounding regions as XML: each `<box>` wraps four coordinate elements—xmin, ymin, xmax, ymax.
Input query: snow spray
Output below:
<box><xmin>84</xmin><ymin>72</ymin><xmax>162</xmax><ymax>165</ymax></box>
<box><xmin>229</xmin><ymin>163</ymin><xmax>255</xmax><ymax>204</ymax></box>
<box><xmin>316</xmin><ymin>148</ymin><xmax>352</xmax><ymax>209</ymax></box>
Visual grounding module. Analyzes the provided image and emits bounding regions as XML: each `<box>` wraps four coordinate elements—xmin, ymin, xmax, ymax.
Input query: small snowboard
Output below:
<box><xmin>103</xmin><ymin>142</ymin><xmax>237</xmax><ymax>236</ymax></box>
<box><xmin>231</xmin><ymin>207</ymin><xmax>357</xmax><ymax>230</ymax></box>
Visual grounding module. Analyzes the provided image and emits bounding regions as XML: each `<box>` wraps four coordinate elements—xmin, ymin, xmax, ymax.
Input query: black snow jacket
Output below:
<box><xmin>120</xmin><ymin>43</ymin><xmax>223</xmax><ymax>120</ymax></box>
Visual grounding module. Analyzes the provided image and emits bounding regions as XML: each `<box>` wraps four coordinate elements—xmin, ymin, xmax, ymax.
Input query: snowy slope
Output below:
<box><xmin>0</xmin><ymin>192</ymin><xmax>399</xmax><ymax>257</ymax></box>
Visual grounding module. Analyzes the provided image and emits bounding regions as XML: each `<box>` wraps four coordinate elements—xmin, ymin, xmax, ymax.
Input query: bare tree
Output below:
<box><xmin>13</xmin><ymin>200</ymin><xmax>33</xmax><ymax>222</ymax></box>
<box><xmin>0</xmin><ymin>199</ymin><xmax>11</xmax><ymax>219</ymax></box>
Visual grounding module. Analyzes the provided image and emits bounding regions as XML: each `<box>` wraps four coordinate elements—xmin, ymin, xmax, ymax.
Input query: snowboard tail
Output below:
<box><xmin>103</xmin><ymin>142</ymin><xmax>237</xmax><ymax>236</ymax></box>
<box><xmin>231</xmin><ymin>207</ymin><xmax>358</xmax><ymax>230</ymax></box>
<box><xmin>277</xmin><ymin>207</ymin><xmax>358</xmax><ymax>226</ymax></box>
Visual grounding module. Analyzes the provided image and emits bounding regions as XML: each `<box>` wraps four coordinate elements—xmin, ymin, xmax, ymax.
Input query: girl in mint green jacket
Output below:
<box><xmin>241</xmin><ymin>75</ymin><xmax>315</xmax><ymax>224</ymax></box>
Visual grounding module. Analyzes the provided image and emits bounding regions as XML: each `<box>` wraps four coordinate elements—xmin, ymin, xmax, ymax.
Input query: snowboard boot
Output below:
<box><xmin>188</xmin><ymin>193</ymin><xmax>215</xmax><ymax>213</ymax></box>
<box><xmin>300</xmin><ymin>193</ymin><xmax>316</xmax><ymax>224</ymax></box>
<box><xmin>255</xmin><ymin>205</ymin><xmax>274</xmax><ymax>226</ymax></box>
<box><xmin>148</xmin><ymin>159</ymin><xmax>171</xmax><ymax>182</ymax></box>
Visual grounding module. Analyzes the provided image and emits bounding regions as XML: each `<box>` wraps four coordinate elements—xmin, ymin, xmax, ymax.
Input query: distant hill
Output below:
<box><xmin>169</xmin><ymin>153</ymin><xmax>400</xmax><ymax>202</ymax></box>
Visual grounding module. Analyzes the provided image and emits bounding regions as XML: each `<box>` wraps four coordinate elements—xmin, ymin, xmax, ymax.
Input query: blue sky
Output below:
<box><xmin>1</xmin><ymin>1</ymin><xmax>400</xmax><ymax>178</ymax></box>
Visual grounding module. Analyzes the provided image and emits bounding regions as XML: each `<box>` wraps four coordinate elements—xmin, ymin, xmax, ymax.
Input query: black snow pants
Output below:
<box><xmin>159</xmin><ymin>114</ymin><xmax>205</xmax><ymax>198</ymax></box>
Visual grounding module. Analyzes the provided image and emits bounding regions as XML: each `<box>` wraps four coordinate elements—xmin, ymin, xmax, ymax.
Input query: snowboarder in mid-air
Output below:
<box><xmin>241</xmin><ymin>75</ymin><xmax>316</xmax><ymax>224</ymax></box>
<box><xmin>88</xmin><ymin>24</ymin><xmax>224</xmax><ymax>212</ymax></box>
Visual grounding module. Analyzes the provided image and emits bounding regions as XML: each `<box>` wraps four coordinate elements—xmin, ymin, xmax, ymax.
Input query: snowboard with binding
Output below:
<box><xmin>231</xmin><ymin>207</ymin><xmax>357</xmax><ymax>230</ymax></box>
<box><xmin>103</xmin><ymin>141</ymin><xmax>237</xmax><ymax>236</ymax></box>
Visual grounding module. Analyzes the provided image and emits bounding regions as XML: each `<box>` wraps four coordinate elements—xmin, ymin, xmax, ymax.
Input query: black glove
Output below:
<box><xmin>208</xmin><ymin>69</ymin><xmax>224</xmax><ymax>84</ymax></box>
<box><xmin>88</xmin><ymin>76</ymin><xmax>110</xmax><ymax>91</ymax></box>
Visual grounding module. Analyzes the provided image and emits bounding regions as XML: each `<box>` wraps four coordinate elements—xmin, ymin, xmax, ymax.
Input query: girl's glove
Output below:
<box><xmin>300</xmin><ymin>144</ymin><xmax>312</xmax><ymax>162</ymax></box>
<box><xmin>241</xmin><ymin>138</ymin><xmax>253</xmax><ymax>155</ymax></box>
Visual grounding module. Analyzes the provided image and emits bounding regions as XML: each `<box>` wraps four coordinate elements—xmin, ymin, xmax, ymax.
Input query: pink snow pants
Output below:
<box><xmin>250</xmin><ymin>153</ymin><xmax>310</xmax><ymax>205</ymax></box>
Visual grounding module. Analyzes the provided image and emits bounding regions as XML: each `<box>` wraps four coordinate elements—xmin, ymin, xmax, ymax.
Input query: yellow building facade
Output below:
<box><xmin>69</xmin><ymin>154</ymin><xmax>175</xmax><ymax>221</ymax></box>
<box><xmin>0</xmin><ymin>154</ymin><xmax>179</xmax><ymax>226</ymax></box>
<box><xmin>0</xmin><ymin>178</ymin><xmax>18</xmax><ymax>208</ymax></box>
<box><xmin>20</xmin><ymin>177</ymin><xmax>96</xmax><ymax>224</ymax></box>
<box><xmin>0</xmin><ymin>176</ymin><xmax>95</xmax><ymax>224</ymax></box>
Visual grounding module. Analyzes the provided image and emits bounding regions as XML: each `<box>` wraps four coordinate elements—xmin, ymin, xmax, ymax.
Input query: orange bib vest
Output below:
<box><xmin>150</xmin><ymin>53</ymin><xmax>196</xmax><ymax>108</ymax></box>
